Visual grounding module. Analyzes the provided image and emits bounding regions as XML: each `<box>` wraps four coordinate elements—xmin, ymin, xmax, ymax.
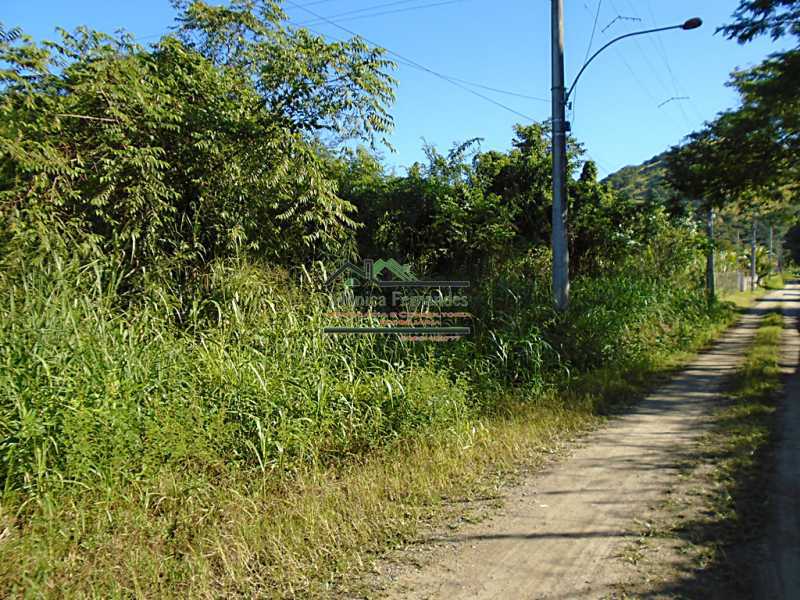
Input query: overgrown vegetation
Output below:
<box><xmin>0</xmin><ymin>0</ymin><xmax>793</xmax><ymax>596</ymax></box>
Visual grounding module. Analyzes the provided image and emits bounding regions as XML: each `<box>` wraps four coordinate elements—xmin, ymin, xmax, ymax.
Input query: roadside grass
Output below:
<box><xmin>617</xmin><ymin>308</ymin><xmax>785</xmax><ymax>598</ymax></box>
<box><xmin>0</xmin><ymin>314</ymin><xmax>740</xmax><ymax>598</ymax></box>
<box><xmin>0</xmin><ymin>250</ymin><xmax>744</xmax><ymax>598</ymax></box>
<box><xmin>719</xmin><ymin>271</ymin><xmax>786</xmax><ymax>308</ymax></box>
<box><xmin>720</xmin><ymin>287</ymin><xmax>772</xmax><ymax>309</ymax></box>
<box><xmin>762</xmin><ymin>273</ymin><xmax>786</xmax><ymax>290</ymax></box>
<box><xmin>0</xmin><ymin>394</ymin><xmax>595</xmax><ymax>598</ymax></box>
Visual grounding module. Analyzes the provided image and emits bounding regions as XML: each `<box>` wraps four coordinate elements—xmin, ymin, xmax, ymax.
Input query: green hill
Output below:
<box><xmin>602</xmin><ymin>151</ymin><xmax>673</xmax><ymax>205</ymax></box>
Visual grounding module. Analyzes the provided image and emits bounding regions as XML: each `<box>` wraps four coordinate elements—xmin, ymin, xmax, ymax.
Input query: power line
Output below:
<box><xmin>572</xmin><ymin>0</ymin><xmax>603</xmax><ymax>126</ymax></box>
<box><xmin>305</xmin><ymin>0</ymin><xmax>468</xmax><ymax>26</ymax></box>
<box><xmin>440</xmin><ymin>77</ymin><xmax>548</xmax><ymax>102</ymax></box>
<box><xmin>658</xmin><ymin>95</ymin><xmax>689</xmax><ymax>108</ymax></box>
<box><xmin>606</xmin><ymin>0</ymin><xmax>670</xmax><ymax>96</ymax></box>
<box><xmin>622</xmin><ymin>0</ymin><xmax>691</xmax><ymax>127</ymax></box>
<box><xmin>296</xmin><ymin>0</ymin><xmax>351</xmax><ymax>7</ymax></box>
<box><xmin>283</xmin><ymin>0</ymin><xmax>540</xmax><ymax>121</ymax></box>
<box><xmin>584</xmin><ymin>1</ymin><xmax>682</xmax><ymax>130</ymax></box>
<box><xmin>297</xmin><ymin>0</ymin><xmax>466</xmax><ymax>27</ymax></box>
<box><xmin>612</xmin><ymin>0</ymin><xmax>691</xmax><ymax>129</ymax></box>
<box><xmin>601</xmin><ymin>15</ymin><xmax>640</xmax><ymax>34</ymax></box>
<box><xmin>133</xmin><ymin>14</ymin><xmax>545</xmax><ymax>114</ymax></box>
<box><xmin>583</xmin><ymin>0</ymin><xmax>603</xmax><ymax>65</ymax></box>
<box><xmin>641</xmin><ymin>0</ymin><xmax>705</xmax><ymax>124</ymax></box>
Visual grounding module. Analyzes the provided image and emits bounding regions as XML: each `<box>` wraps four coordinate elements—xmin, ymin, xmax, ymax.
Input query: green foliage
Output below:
<box><xmin>720</xmin><ymin>0</ymin><xmax>800</xmax><ymax>43</ymax></box>
<box><xmin>672</xmin><ymin>0</ymin><xmax>800</xmax><ymax>209</ymax></box>
<box><xmin>0</xmin><ymin>5</ymin><xmax>739</xmax><ymax>595</ymax></box>
<box><xmin>724</xmin><ymin>50</ymin><xmax>800</xmax><ymax>193</ymax></box>
<box><xmin>0</xmin><ymin>2</ymin><xmax>395</xmax><ymax>273</ymax></box>
<box><xmin>602</xmin><ymin>152</ymin><xmax>673</xmax><ymax>206</ymax></box>
<box><xmin>0</xmin><ymin>243</ymin><xmax>470</xmax><ymax>496</ymax></box>
<box><xmin>341</xmin><ymin>127</ymin><xmax>554</xmax><ymax>274</ymax></box>
<box><xmin>338</xmin><ymin>125</ymin><xmax>655</xmax><ymax>280</ymax></box>
<box><xmin>0</xmin><ymin>218</ymin><xmax>720</xmax><ymax>500</ymax></box>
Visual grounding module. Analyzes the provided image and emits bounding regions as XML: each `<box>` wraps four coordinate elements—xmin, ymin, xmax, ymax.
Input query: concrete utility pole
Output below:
<box><xmin>551</xmin><ymin>0</ymin><xmax>569</xmax><ymax>311</ymax></box>
<box><xmin>706</xmin><ymin>206</ymin><xmax>715</xmax><ymax>303</ymax></box>
<box><xmin>751</xmin><ymin>219</ymin><xmax>757</xmax><ymax>291</ymax></box>
<box><xmin>547</xmin><ymin>9</ymin><xmax>702</xmax><ymax>311</ymax></box>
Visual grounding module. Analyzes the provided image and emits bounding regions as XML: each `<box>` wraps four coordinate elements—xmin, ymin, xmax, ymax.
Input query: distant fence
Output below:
<box><xmin>715</xmin><ymin>271</ymin><xmax>753</xmax><ymax>294</ymax></box>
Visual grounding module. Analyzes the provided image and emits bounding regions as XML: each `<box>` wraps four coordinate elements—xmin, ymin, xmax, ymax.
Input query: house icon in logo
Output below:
<box><xmin>326</xmin><ymin>259</ymin><xmax>417</xmax><ymax>288</ymax></box>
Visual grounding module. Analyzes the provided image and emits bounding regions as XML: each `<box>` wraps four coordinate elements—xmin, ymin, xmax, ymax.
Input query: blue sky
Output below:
<box><xmin>3</xmin><ymin>0</ymin><xmax>789</xmax><ymax>177</ymax></box>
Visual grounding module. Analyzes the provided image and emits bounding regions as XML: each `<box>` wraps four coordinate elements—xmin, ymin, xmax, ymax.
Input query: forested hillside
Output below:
<box><xmin>602</xmin><ymin>152</ymin><xmax>672</xmax><ymax>206</ymax></box>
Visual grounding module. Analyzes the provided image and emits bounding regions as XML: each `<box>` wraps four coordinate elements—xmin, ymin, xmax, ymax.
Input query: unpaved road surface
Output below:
<box><xmin>383</xmin><ymin>288</ymin><xmax>798</xmax><ymax>600</ymax></box>
<box><xmin>757</xmin><ymin>282</ymin><xmax>800</xmax><ymax>599</ymax></box>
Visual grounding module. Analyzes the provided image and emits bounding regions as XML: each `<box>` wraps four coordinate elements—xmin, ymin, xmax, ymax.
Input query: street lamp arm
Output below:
<box><xmin>565</xmin><ymin>20</ymin><xmax>701</xmax><ymax>103</ymax></box>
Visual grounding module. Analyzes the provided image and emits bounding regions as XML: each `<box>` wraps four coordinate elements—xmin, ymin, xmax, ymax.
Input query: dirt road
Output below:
<box><xmin>757</xmin><ymin>282</ymin><xmax>800</xmax><ymax>599</ymax></box>
<box><xmin>383</xmin><ymin>287</ymin><xmax>799</xmax><ymax>599</ymax></box>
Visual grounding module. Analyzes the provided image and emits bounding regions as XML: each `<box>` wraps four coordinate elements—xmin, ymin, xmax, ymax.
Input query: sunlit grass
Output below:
<box><xmin>0</xmin><ymin>247</ymin><xmax>742</xmax><ymax>597</ymax></box>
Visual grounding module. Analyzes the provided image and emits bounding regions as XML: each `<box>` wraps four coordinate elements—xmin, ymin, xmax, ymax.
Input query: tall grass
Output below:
<box><xmin>0</xmin><ymin>248</ymin><xmax>471</xmax><ymax>502</ymax></box>
<box><xmin>1</xmin><ymin>239</ymin><xmax>725</xmax><ymax>499</ymax></box>
<box><xmin>0</xmin><ymin>235</ymin><xmax>736</xmax><ymax>597</ymax></box>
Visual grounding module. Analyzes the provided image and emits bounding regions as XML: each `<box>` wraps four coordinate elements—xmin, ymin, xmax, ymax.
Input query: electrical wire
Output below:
<box><xmin>132</xmin><ymin>18</ymin><xmax>547</xmax><ymax>117</ymax></box>
<box><xmin>623</xmin><ymin>0</ymin><xmax>692</xmax><ymax>127</ymax></box>
<box><xmin>298</xmin><ymin>0</ymin><xmax>352</xmax><ymax>7</ymax></box>
<box><xmin>303</xmin><ymin>0</ymin><xmax>468</xmax><ymax>26</ymax></box>
<box><xmin>435</xmin><ymin>76</ymin><xmax>548</xmax><ymax>102</ymax></box>
<box><xmin>641</xmin><ymin>0</ymin><xmax>705</xmax><ymax>124</ymax></box>
<box><xmin>581</xmin><ymin>1</ymin><xmax>682</xmax><ymax>130</ymax></box>
<box><xmin>607</xmin><ymin>0</ymin><xmax>671</xmax><ymax>98</ymax></box>
<box><xmin>571</xmin><ymin>0</ymin><xmax>603</xmax><ymax>126</ymax></box>
<box><xmin>133</xmin><ymin>8</ymin><xmax>610</xmax><ymax>175</ymax></box>
<box><xmin>583</xmin><ymin>0</ymin><xmax>603</xmax><ymax>65</ymax></box>
<box><xmin>613</xmin><ymin>0</ymin><xmax>691</xmax><ymax>129</ymax></box>
<box><xmin>297</xmin><ymin>0</ymin><xmax>463</xmax><ymax>27</ymax></box>
<box><xmin>283</xmin><ymin>0</ymin><xmax>541</xmax><ymax>121</ymax></box>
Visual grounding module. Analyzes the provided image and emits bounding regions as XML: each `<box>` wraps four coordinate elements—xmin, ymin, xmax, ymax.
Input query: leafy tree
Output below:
<box><xmin>569</xmin><ymin>160</ymin><xmax>642</xmax><ymax>274</ymax></box>
<box><xmin>712</xmin><ymin>0</ymin><xmax>800</xmax><ymax>193</ymax></box>
<box><xmin>477</xmin><ymin>124</ymin><xmax>553</xmax><ymax>246</ymax></box>
<box><xmin>356</xmin><ymin>138</ymin><xmax>518</xmax><ymax>274</ymax></box>
<box><xmin>720</xmin><ymin>0</ymin><xmax>800</xmax><ymax>43</ymax></box>
<box><xmin>0</xmin><ymin>1</ymin><xmax>395</xmax><ymax>274</ymax></box>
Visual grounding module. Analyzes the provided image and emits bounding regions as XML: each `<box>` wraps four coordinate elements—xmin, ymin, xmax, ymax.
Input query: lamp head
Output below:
<box><xmin>682</xmin><ymin>17</ymin><xmax>703</xmax><ymax>30</ymax></box>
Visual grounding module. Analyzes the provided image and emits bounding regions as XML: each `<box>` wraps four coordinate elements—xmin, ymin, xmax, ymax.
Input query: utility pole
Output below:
<box><xmin>706</xmin><ymin>206</ymin><xmax>715</xmax><ymax>303</ymax></box>
<box><xmin>551</xmin><ymin>0</ymin><xmax>569</xmax><ymax>311</ymax></box>
<box><xmin>751</xmin><ymin>219</ymin><xmax>757</xmax><ymax>291</ymax></box>
<box><xmin>768</xmin><ymin>224</ymin><xmax>774</xmax><ymax>274</ymax></box>
<box><xmin>546</xmin><ymin>10</ymin><xmax>701</xmax><ymax>310</ymax></box>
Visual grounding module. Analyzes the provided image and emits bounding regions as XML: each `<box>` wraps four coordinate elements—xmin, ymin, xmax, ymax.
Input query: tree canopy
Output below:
<box><xmin>665</xmin><ymin>0</ymin><xmax>799</xmax><ymax>226</ymax></box>
<box><xmin>0</xmin><ymin>0</ymin><xmax>395</xmax><ymax>271</ymax></box>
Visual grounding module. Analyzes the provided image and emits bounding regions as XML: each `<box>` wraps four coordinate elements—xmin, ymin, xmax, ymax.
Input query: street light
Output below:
<box><xmin>550</xmin><ymin>1</ymin><xmax>702</xmax><ymax>311</ymax></box>
<box><xmin>566</xmin><ymin>18</ymin><xmax>703</xmax><ymax>105</ymax></box>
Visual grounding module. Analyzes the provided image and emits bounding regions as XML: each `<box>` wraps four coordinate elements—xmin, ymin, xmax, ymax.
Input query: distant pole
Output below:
<box><xmin>551</xmin><ymin>0</ymin><xmax>569</xmax><ymax>311</ymax></box>
<box><xmin>768</xmin><ymin>225</ymin><xmax>774</xmax><ymax>274</ymax></box>
<box><xmin>706</xmin><ymin>206</ymin><xmax>715</xmax><ymax>303</ymax></box>
<box><xmin>751</xmin><ymin>219</ymin><xmax>757</xmax><ymax>291</ymax></box>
